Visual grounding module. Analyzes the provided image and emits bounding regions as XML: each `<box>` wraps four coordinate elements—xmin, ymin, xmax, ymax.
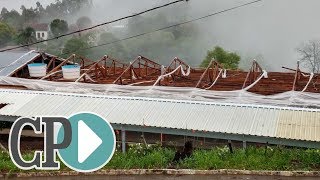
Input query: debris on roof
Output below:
<box><xmin>1</xmin><ymin>52</ymin><xmax>319</xmax><ymax>96</ymax></box>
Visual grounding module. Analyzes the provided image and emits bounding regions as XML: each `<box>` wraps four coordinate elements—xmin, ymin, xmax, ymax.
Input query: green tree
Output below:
<box><xmin>201</xmin><ymin>46</ymin><xmax>241</xmax><ymax>69</ymax></box>
<box><xmin>0</xmin><ymin>9</ymin><xmax>22</xmax><ymax>30</ymax></box>
<box><xmin>1</xmin><ymin>7</ymin><xmax>9</xmax><ymax>16</ymax></box>
<box><xmin>35</xmin><ymin>2</ymin><xmax>45</xmax><ymax>16</ymax></box>
<box><xmin>124</xmin><ymin>12</ymin><xmax>199</xmax><ymax>64</ymax></box>
<box><xmin>20</xmin><ymin>5</ymin><xmax>39</xmax><ymax>24</ymax></box>
<box><xmin>89</xmin><ymin>32</ymin><xmax>128</xmax><ymax>60</ymax></box>
<box><xmin>0</xmin><ymin>22</ymin><xmax>15</xmax><ymax>47</ymax></box>
<box><xmin>50</xmin><ymin>19</ymin><xmax>69</xmax><ymax>37</ymax></box>
<box><xmin>62</xmin><ymin>37</ymin><xmax>90</xmax><ymax>58</ymax></box>
<box><xmin>16</xmin><ymin>27</ymin><xmax>36</xmax><ymax>45</ymax></box>
<box><xmin>76</xmin><ymin>16</ymin><xmax>92</xmax><ymax>29</ymax></box>
<box><xmin>44</xmin><ymin>0</ymin><xmax>91</xmax><ymax>18</ymax></box>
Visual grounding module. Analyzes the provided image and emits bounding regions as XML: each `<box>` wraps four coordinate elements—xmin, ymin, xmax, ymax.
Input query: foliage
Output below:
<box><xmin>50</xmin><ymin>19</ymin><xmax>69</xmax><ymax>37</ymax></box>
<box><xmin>89</xmin><ymin>32</ymin><xmax>128</xmax><ymax>60</ymax></box>
<box><xmin>16</xmin><ymin>27</ymin><xmax>36</xmax><ymax>45</ymax></box>
<box><xmin>45</xmin><ymin>37</ymin><xmax>68</xmax><ymax>56</ymax></box>
<box><xmin>106</xmin><ymin>144</ymin><xmax>174</xmax><ymax>169</ymax></box>
<box><xmin>20</xmin><ymin>5</ymin><xmax>39</xmax><ymax>24</ymax></box>
<box><xmin>121</xmin><ymin>12</ymin><xmax>199</xmax><ymax>63</ymax></box>
<box><xmin>1</xmin><ymin>146</ymin><xmax>320</xmax><ymax>172</ymax></box>
<box><xmin>201</xmin><ymin>46</ymin><xmax>241</xmax><ymax>69</ymax></box>
<box><xmin>0</xmin><ymin>9</ymin><xmax>23</xmax><ymax>30</ymax></box>
<box><xmin>76</xmin><ymin>16</ymin><xmax>92</xmax><ymax>29</ymax></box>
<box><xmin>45</xmin><ymin>0</ymin><xmax>91</xmax><ymax>18</ymax></box>
<box><xmin>296</xmin><ymin>40</ymin><xmax>320</xmax><ymax>73</ymax></box>
<box><xmin>1</xmin><ymin>4</ymin><xmax>201</xmax><ymax>64</ymax></box>
<box><xmin>0</xmin><ymin>151</ymin><xmax>36</xmax><ymax>172</ymax></box>
<box><xmin>1</xmin><ymin>0</ymin><xmax>91</xmax><ymax>34</ymax></box>
<box><xmin>0</xmin><ymin>22</ymin><xmax>15</xmax><ymax>47</ymax></box>
<box><xmin>62</xmin><ymin>37</ymin><xmax>91</xmax><ymax>58</ymax></box>
<box><xmin>108</xmin><ymin>146</ymin><xmax>320</xmax><ymax>171</ymax></box>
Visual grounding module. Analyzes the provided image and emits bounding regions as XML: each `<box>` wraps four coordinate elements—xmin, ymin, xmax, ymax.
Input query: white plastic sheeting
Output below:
<box><xmin>1</xmin><ymin>76</ymin><xmax>320</xmax><ymax>108</ymax></box>
<box><xmin>242</xmin><ymin>70</ymin><xmax>268</xmax><ymax>91</ymax></box>
<box><xmin>153</xmin><ymin>65</ymin><xmax>191</xmax><ymax>86</ymax></box>
<box><xmin>205</xmin><ymin>69</ymin><xmax>222</xmax><ymax>90</ymax></box>
<box><xmin>302</xmin><ymin>73</ymin><xmax>314</xmax><ymax>92</ymax></box>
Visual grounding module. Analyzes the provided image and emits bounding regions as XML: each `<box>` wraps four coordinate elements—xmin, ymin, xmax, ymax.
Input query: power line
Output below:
<box><xmin>0</xmin><ymin>0</ymin><xmax>263</xmax><ymax>70</ymax></box>
<box><xmin>0</xmin><ymin>0</ymin><xmax>187</xmax><ymax>53</ymax></box>
<box><xmin>61</xmin><ymin>0</ymin><xmax>263</xmax><ymax>56</ymax></box>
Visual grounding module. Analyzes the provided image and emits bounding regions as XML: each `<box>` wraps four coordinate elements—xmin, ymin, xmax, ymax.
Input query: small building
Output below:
<box><xmin>30</xmin><ymin>23</ymin><xmax>49</xmax><ymax>41</ymax></box>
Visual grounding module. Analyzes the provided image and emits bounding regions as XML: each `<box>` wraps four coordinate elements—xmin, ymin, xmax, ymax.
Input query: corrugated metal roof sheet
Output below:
<box><xmin>0</xmin><ymin>89</ymin><xmax>319</xmax><ymax>143</ymax></box>
<box><xmin>0</xmin><ymin>51</ymin><xmax>40</xmax><ymax>76</ymax></box>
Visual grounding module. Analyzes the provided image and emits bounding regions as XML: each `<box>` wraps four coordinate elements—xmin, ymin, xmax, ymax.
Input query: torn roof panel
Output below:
<box><xmin>0</xmin><ymin>51</ymin><xmax>40</xmax><ymax>76</ymax></box>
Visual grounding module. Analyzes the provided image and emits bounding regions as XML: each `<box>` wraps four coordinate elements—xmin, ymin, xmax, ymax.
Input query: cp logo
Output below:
<box><xmin>8</xmin><ymin>112</ymin><xmax>116</xmax><ymax>172</ymax></box>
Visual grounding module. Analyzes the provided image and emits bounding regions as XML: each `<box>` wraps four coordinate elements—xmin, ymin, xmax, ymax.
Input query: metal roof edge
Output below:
<box><xmin>1</xmin><ymin>89</ymin><xmax>320</xmax><ymax>112</ymax></box>
<box><xmin>113</xmin><ymin>124</ymin><xmax>320</xmax><ymax>149</ymax></box>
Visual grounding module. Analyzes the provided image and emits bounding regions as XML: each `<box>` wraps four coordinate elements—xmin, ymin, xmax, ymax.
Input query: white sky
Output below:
<box><xmin>0</xmin><ymin>0</ymin><xmax>54</xmax><ymax>11</ymax></box>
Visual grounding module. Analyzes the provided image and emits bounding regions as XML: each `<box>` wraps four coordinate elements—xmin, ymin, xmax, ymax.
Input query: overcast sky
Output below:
<box><xmin>1</xmin><ymin>0</ymin><xmax>320</xmax><ymax>71</ymax></box>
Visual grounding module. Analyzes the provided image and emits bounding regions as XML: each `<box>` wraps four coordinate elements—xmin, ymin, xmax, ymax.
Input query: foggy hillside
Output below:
<box><xmin>2</xmin><ymin>0</ymin><xmax>320</xmax><ymax>71</ymax></box>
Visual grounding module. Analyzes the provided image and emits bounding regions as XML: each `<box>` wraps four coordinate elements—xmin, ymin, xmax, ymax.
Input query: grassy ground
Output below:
<box><xmin>1</xmin><ymin>145</ymin><xmax>320</xmax><ymax>173</ymax></box>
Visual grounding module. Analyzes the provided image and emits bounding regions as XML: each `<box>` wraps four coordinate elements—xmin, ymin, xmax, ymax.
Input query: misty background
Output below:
<box><xmin>1</xmin><ymin>0</ymin><xmax>320</xmax><ymax>71</ymax></box>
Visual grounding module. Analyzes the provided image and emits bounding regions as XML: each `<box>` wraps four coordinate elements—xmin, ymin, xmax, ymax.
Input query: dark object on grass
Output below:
<box><xmin>173</xmin><ymin>141</ymin><xmax>193</xmax><ymax>162</ymax></box>
<box><xmin>228</xmin><ymin>140</ymin><xmax>233</xmax><ymax>153</ymax></box>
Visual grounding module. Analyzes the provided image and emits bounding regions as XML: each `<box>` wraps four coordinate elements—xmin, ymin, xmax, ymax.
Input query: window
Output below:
<box><xmin>37</xmin><ymin>32</ymin><xmax>41</xmax><ymax>38</ymax></box>
<box><xmin>42</xmin><ymin>32</ymin><xmax>45</xmax><ymax>37</ymax></box>
<box><xmin>0</xmin><ymin>103</ymin><xmax>8</xmax><ymax>109</ymax></box>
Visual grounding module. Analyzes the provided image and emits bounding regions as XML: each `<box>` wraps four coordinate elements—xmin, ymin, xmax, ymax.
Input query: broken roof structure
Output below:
<box><xmin>0</xmin><ymin>51</ymin><xmax>319</xmax><ymax>148</ymax></box>
<box><xmin>1</xmin><ymin>51</ymin><xmax>319</xmax><ymax>96</ymax></box>
<box><xmin>0</xmin><ymin>51</ymin><xmax>39</xmax><ymax>76</ymax></box>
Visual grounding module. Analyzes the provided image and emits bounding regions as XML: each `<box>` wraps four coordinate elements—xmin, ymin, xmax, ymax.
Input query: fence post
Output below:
<box><xmin>121</xmin><ymin>130</ymin><xmax>126</xmax><ymax>153</ymax></box>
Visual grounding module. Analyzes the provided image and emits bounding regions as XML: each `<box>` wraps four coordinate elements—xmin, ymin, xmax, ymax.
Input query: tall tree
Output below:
<box><xmin>16</xmin><ymin>27</ymin><xmax>36</xmax><ymax>45</ymax></box>
<box><xmin>76</xmin><ymin>16</ymin><xmax>92</xmax><ymax>29</ymax></box>
<box><xmin>124</xmin><ymin>12</ymin><xmax>199</xmax><ymax>64</ymax></box>
<box><xmin>90</xmin><ymin>32</ymin><xmax>128</xmax><ymax>60</ymax></box>
<box><xmin>62</xmin><ymin>0</ymin><xmax>91</xmax><ymax>14</ymax></box>
<box><xmin>21</xmin><ymin>5</ymin><xmax>39</xmax><ymax>24</ymax></box>
<box><xmin>1</xmin><ymin>8</ymin><xmax>9</xmax><ymax>16</ymax></box>
<box><xmin>201</xmin><ymin>46</ymin><xmax>241</xmax><ymax>69</ymax></box>
<box><xmin>297</xmin><ymin>40</ymin><xmax>320</xmax><ymax>73</ymax></box>
<box><xmin>0</xmin><ymin>9</ymin><xmax>22</xmax><ymax>30</ymax></box>
<box><xmin>35</xmin><ymin>1</ymin><xmax>45</xmax><ymax>17</ymax></box>
<box><xmin>44</xmin><ymin>0</ymin><xmax>91</xmax><ymax>18</ymax></box>
<box><xmin>62</xmin><ymin>37</ymin><xmax>90</xmax><ymax>58</ymax></box>
<box><xmin>0</xmin><ymin>22</ymin><xmax>15</xmax><ymax>47</ymax></box>
<box><xmin>50</xmin><ymin>19</ymin><xmax>69</xmax><ymax>37</ymax></box>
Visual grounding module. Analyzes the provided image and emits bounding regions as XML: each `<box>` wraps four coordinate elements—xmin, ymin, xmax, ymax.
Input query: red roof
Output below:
<box><xmin>29</xmin><ymin>23</ymin><xmax>49</xmax><ymax>31</ymax></box>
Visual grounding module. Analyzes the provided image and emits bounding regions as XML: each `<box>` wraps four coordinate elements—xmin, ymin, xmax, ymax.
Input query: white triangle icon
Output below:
<box><xmin>78</xmin><ymin>120</ymin><xmax>103</xmax><ymax>163</ymax></box>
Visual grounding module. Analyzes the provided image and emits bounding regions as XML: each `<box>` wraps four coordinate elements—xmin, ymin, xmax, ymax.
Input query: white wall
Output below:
<box><xmin>35</xmin><ymin>31</ymin><xmax>48</xmax><ymax>40</ymax></box>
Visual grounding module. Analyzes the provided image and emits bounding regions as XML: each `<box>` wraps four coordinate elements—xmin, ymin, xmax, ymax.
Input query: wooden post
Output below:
<box><xmin>228</xmin><ymin>140</ymin><xmax>233</xmax><ymax>153</ymax></box>
<box><xmin>243</xmin><ymin>141</ymin><xmax>247</xmax><ymax>149</ymax></box>
<box><xmin>121</xmin><ymin>130</ymin><xmax>126</xmax><ymax>153</ymax></box>
<box><xmin>160</xmin><ymin>133</ymin><xmax>163</xmax><ymax>146</ymax></box>
<box><xmin>139</xmin><ymin>59</ymin><xmax>141</xmax><ymax>77</ymax></box>
<box><xmin>292</xmin><ymin>61</ymin><xmax>300</xmax><ymax>91</ymax></box>
<box><xmin>145</xmin><ymin>61</ymin><xmax>148</xmax><ymax>76</ymax></box>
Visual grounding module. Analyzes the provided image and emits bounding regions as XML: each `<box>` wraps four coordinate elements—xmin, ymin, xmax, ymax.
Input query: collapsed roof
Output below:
<box><xmin>0</xmin><ymin>51</ymin><xmax>319</xmax><ymax>95</ymax></box>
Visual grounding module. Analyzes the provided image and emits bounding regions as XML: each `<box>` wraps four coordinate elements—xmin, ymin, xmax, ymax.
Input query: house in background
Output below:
<box><xmin>30</xmin><ymin>23</ymin><xmax>49</xmax><ymax>41</ymax></box>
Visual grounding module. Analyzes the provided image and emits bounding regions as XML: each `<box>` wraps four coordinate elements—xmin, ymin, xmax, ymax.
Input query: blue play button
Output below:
<box><xmin>56</xmin><ymin>112</ymin><xmax>116</xmax><ymax>172</ymax></box>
